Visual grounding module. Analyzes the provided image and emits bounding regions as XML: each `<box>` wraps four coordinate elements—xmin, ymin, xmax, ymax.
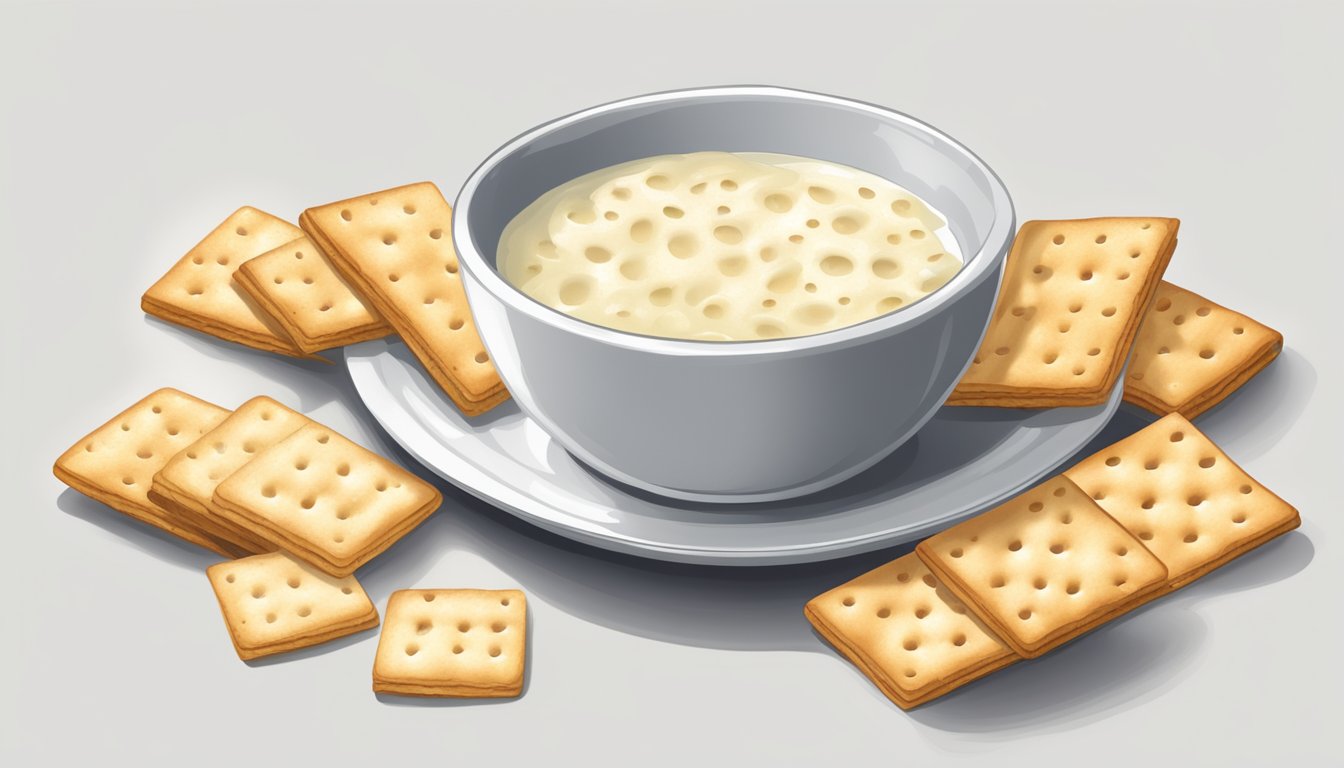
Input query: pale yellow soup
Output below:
<box><xmin>496</xmin><ymin>151</ymin><xmax>963</xmax><ymax>341</ymax></box>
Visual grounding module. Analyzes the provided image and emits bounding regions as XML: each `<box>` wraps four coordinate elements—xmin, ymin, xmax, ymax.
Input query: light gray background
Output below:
<box><xmin>2</xmin><ymin>0</ymin><xmax>1340</xmax><ymax>764</ymax></box>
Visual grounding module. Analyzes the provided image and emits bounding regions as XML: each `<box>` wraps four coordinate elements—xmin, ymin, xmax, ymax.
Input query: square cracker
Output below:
<box><xmin>235</xmin><ymin>236</ymin><xmax>392</xmax><ymax>353</ymax></box>
<box><xmin>1065</xmin><ymin>413</ymin><xmax>1299</xmax><ymax>590</ymax></box>
<box><xmin>212</xmin><ymin>423</ymin><xmax>442</xmax><ymax>577</ymax></box>
<box><xmin>53</xmin><ymin>388</ymin><xmax>243</xmax><ymax>557</ymax></box>
<box><xmin>1123</xmin><ymin>281</ymin><xmax>1283</xmax><ymax>418</ymax></box>
<box><xmin>300</xmin><ymin>183</ymin><xmax>509</xmax><ymax>416</ymax></box>
<box><xmin>206</xmin><ymin>552</ymin><xmax>378</xmax><ymax>660</ymax></box>
<box><xmin>948</xmin><ymin>217</ymin><xmax>1179</xmax><ymax>407</ymax></box>
<box><xmin>142</xmin><ymin>207</ymin><xmax>315</xmax><ymax>358</ymax></box>
<box><xmin>805</xmin><ymin>553</ymin><xmax>1016</xmax><ymax>710</ymax></box>
<box><xmin>373</xmin><ymin>589</ymin><xmax>527</xmax><ymax>697</ymax></box>
<box><xmin>916</xmin><ymin>476</ymin><xmax>1168</xmax><ymax>657</ymax></box>
<box><xmin>152</xmin><ymin>395</ymin><xmax>311</xmax><ymax>555</ymax></box>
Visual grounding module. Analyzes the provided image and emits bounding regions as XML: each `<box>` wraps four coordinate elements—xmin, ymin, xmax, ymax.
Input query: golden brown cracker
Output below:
<box><xmin>948</xmin><ymin>217</ymin><xmax>1178</xmax><ymax>407</ymax></box>
<box><xmin>1123</xmin><ymin>282</ymin><xmax>1282</xmax><ymax>418</ymax></box>
<box><xmin>916</xmin><ymin>476</ymin><xmax>1168</xmax><ymax>657</ymax></box>
<box><xmin>373</xmin><ymin>589</ymin><xmax>527</xmax><ymax>697</ymax></box>
<box><xmin>1065</xmin><ymin>413</ymin><xmax>1299</xmax><ymax>590</ymax></box>
<box><xmin>206</xmin><ymin>552</ymin><xmax>378</xmax><ymax>660</ymax></box>
<box><xmin>141</xmin><ymin>207</ymin><xmax>314</xmax><ymax>358</ymax></box>
<box><xmin>300</xmin><ymin>183</ymin><xmax>509</xmax><ymax>415</ymax></box>
<box><xmin>805</xmin><ymin>553</ymin><xmax>1016</xmax><ymax>709</ymax></box>
<box><xmin>235</xmin><ymin>236</ymin><xmax>392</xmax><ymax>353</ymax></box>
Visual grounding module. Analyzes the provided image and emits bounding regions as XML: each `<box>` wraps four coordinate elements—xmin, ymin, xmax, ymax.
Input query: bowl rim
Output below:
<box><xmin>453</xmin><ymin>85</ymin><xmax>1014</xmax><ymax>357</ymax></box>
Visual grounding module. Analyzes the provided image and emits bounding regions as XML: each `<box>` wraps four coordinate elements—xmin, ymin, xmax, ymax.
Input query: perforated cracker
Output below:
<box><xmin>53</xmin><ymin>388</ymin><xmax>243</xmax><ymax>557</ymax></box>
<box><xmin>300</xmin><ymin>184</ymin><xmax>509</xmax><ymax>415</ymax></box>
<box><xmin>916</xmin><ymin>476</ymin><xmax>1167</xmax><ymax>657</ymax></box>
<box><xmin>1065</xmin><ymin>414</ymin><xmax>1299</xmax><ymax>590</ymax></box>
<box><xmin>1123</xmin><ymin>281</ymin><xmax>1282</xmax><ymax>418</ymax></box>
<box><xmin>212</xmin><ymin>423</ymin><xmax>442</xmax><ymax>576</ymax></box>
<box><xmin>235</xmin><ymin>236</ymin><xmax>392</xmax><ymax>353</ymax></box>
<box><xmin>948</xmin><ymin>217</ymin><xmax>1178</xmax><ymax>407</ymax></box>
<box><xmin>206</xmin><ymin>552</ymin><xmax>378</xmax><ymax>660</ymax></box>
<box><xmin>152</xmin><ymin>396</ymin><xmax>311</xmax><ymax>555</ymax></box>
<box><xmin>373</xmin><ymin>589</ymin><xmax>527</xmax><ymax>698</ymax></box>
<box><xmin>142</xmin><ymin>207</ymin><xmax>313</xmax><ymax>358</ymax></box>
<box><xmin>805</xmin><ymin>553</ymin><xmax>1016</xmax><ymax>709</ymax></box>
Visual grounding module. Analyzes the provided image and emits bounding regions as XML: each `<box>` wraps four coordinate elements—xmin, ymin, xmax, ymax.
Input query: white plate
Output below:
<box><xmin>346</xmin><ymin>338</ymin><xmax>1123</xmax><ymax>566</ymax></box>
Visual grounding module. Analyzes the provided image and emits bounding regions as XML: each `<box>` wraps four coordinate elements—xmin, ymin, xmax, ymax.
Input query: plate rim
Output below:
<box><xmin>345</xmin><ymin>339</ymin><xmax>1122</xmax><ymax>565</ymax></box>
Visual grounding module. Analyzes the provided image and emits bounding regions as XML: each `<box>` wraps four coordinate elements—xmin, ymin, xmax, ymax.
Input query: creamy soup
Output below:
<box><xmin>497</xmin><ymin>151</ymin><xmax>962</xmax><ymax>341</ymax></box>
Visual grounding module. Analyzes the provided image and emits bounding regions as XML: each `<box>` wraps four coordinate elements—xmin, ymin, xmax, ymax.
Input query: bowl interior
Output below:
<box><xmin>461</xmin><ymin>88</ymin><xmax>1006</xmax><ymax>292</ymax></box>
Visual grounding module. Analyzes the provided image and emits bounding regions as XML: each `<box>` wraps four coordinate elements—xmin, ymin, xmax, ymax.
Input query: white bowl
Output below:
<box><xmin>453</xmin><ymin>86</ymin><xmax>1014</xmax><ymax>503</ymax></box>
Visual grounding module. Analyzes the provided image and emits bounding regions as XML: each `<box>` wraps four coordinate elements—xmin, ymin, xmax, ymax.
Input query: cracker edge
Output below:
<box><xmin>1123</xmin><ymin>325</ymin><xmax>1283</xmax><ymax>418</ymax></box>
<box><xmin>147</xmin><ymin>481</ymin><xmax>273</xmax><ymax>555</ymax></box>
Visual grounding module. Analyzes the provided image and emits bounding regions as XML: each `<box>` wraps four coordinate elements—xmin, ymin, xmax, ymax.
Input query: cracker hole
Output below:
<box><xmin>405</xmin><ymin>644</ymin><xmax>419</xmax><ymax>656</ymax></box>
<box><xmin>1066</xmin><ymin>583</ymin><xmax>1081</xmax><ymax>595</ymax></box>
<box><xmin>1114</xmin><ymin>577</ymin><xmax>1128</xmax><ymax>587</ymax></box>
<box><xmin>1028</xmin><ymin>501</ymin><xmax>1044</xmax><ymax>512</ymax></box>
<box><xmin>1033</xmin><ymin>578</ymin><xmax>1047</xmax><ymax>590</ymax></box>
<box><xmin>453</xmin><ymin>645</ymin><xmax>464</xmax><ymax>654</ymax></box>
<box><xmin>300</xmin><ymin>497</ymin><xmax>315</xmax><ymax>510</ymax></box>
<box><xmin>266</xmin><ymin>613</ymin><xmax>276</xmax><ymax>624</ymax></box>
<box><xmin>1105</xmin><ymin>456</ymin><xmax>1121</xmax><ymax>467</ymax></box>
<box><xmin>297</xmin><ymin>606</ymin><xmax>311</xmax><ymax>618</ymax></box>
<box><xmin>336</xmin><ymin>463</ymin><xmax>350</xmax><ymax>476</ymax></box>
<box><xmin>1095</xmin><ymin>234</ymin><xmax>1107</xmax><ymax>244</ymax></box>
<box><xmin>1187</xmin><ymin>494</ymin><xmax>1205</xmax><ymax>506</ymax></box>
<box><xmin>416</xmin><ymin>620</ymin><xmax>433</xmax><ymax>635</ymax></box>
<box><xmin>382</xmin><ymin>234</ymin><xmax>397</xmax><ymax>246</ymax></box>
<box><xmin>1053</xmin><ymin>487</ymin><xmax>1066</xmax><ymax>497</ymax></box>
<box><xmin>423</xmin><ymin>594</ymin><xmax>436</xmax><ymax>602</ymax></box>
<box><xmin>225</xmin><ymin>574</ymin><xmax>235</xmax><ymax>583</ymax></box>
<box><xmin>1052</xmin><ymin>234</ymin><xmax>1065</xmax><ymax>245</ymax></box>
<box><xmin>1240</xmin><ymin>484</ymin><xmax>1253</xmax><ymax>494</ymax></box>
<box><xmin>449</xmin><ymin>318</ymin><xmax>465</xmax><ymax>331</ymax></box>
<box><xmin>251</xmin><ymin>586</ymin><xmax>265</xmax><ymax>599</ymax></box>
<box><xmin>1145</xmin><ymin>459</ymin><xmax>1160</xmax><ymax>470</ymax></box>
<box><xmin>1200</xmin><ymin>349</ymin><xmax>1216</xmax><ymax>359</ymax></box>
<box><xmin>877</xmin><ymin>608</ymin><xmax>892</xmax><ymax>619</ymax></box>
<box><xmin>1050</xmin><ymin>543</ymin><xmax>1065</xmax><ymax>554</ymax></box>
<box><xmin>1008</xmin><ymin>540</ymin><xmax>1022</xmax><ymax>552</ymax></box>
<box><xmin>489</xmin><ymin>647</ymin><xmax>502</xmax><ymax>658</ymax></box>
<box><xmin>403</xmin><ymin>204</ymin><xmax>416</xmax><ymax>215</ymax></box>
<box><xmin>1141</xmin><ymin>498</ymin><xmax>1156</xmax><ymax>509</ymax></box>
<box><xmin>475</xmin><ymin>351</ymin><xmax>490</xmax><ymax>364</ymax></box>
<box><xmin>342</xmin><ymin>586</ymin><xmax>353</xmax><ymax>595</ymax></box>
<box><xmin>914</xmin><ymin>607</ymin><xmax>930</xmax><ymax>619</ymax></box>
<box><xmin>922</xmin><ymin>574</ymin><xmax>936</xmax><ymax>588</ymax></box>
<box><xmin>902</xmin><ymin>638</ymin><xmax>918</xmax><ymax>651</ymax></box>
<box><xmin>1199</xmin><ymin>457</ymin><xmax>1216</xmax><ymax>469</ymax></box>
<box><xmin>287</xmin><ymin>577</ymin><xmax>300</xmax><ymax>589</ymax></box>
<box><xmin>458</xmin><ymin>622</ymin><xmax>471</xmax><ymax>632</ymax></box>
<box><xmin>1184</xmin><ymin>532</ymin><xmax>1200</xmax><ymax>544</ymax></box>
<box><xmin>262</xmin><ymin>486</ymin><xmax>276</xmax><ymax>498</ymax></box>
<box><xmin>1061</xmin><ymin>513</ymin><xmax>1073</xmax><ymax>524</ymax></box>
<box><xmin>842</xmin><ymin>596</ymin><xmax>855</xmax><ymax>607</ymax></box>
<box><xmin>295</xmin><ymin>459</ymin><xmax>308</xmax><ymax>470</ymax></box>
<box><xmin>491</xmin><ymin>622</ymin><xmax>506</xmax><ymax>633</ymax></box>
<box><xmin>1080</xmin><ymin>270</ymin><xmax>1093</xmax><ymax>281</ymax></box>
<box><xmin>1232</xmin><ymin>513</ymin><xmax>1247</xmax><ymax>524</ymax></box>
<box><xmin>949</xmin><ymin>547</ymin><xmax>963</xmax><ymax>558</ymax></box>
<box><xmin>340</xmin><ymin>209</ymin><xmax>352</xmax><ymax>221</ymax></box>
<box><xmin>1138</xmin><ymin>531</ymin><xmax>1154</xmax><ymax>541</ymax></box>
<box><xmin>1170</xmin><ymin>431</ymin><xmax>1184</xmax><ymax>442</ymax></box>
<box><xmin>1019</xmin><ymin>609</ymin><xmax>1032</xmax><ymax>620</ymax></box>
<box><xmin>429</xmin><ymin>228</ymin><xmax>443</xmax><ymax>240</ymax></box>
<box><xmin>991</xmin><ymin>576</ymin><xmax>1006</xmax><ymax>588</ymax></box>
<box><xmin>1233</xmin><ymin>327</ymin><xmax>1244</xmax><ymax>335</ymax></box>
<box><xmin>895</xmin><ymin>572</ymin><xmax>911</xmax><ymax>583</ymax></box>
<box><xmin>1116</xmin><ymin>546</ymin><xmax>1128</xmax><ymax>556</ymax></box>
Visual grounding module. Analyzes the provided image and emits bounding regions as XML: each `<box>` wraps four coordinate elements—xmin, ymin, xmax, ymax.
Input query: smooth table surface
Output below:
<box><xmin>3</xmin><ymin>1</ymin><xmax>1340</xmax><ymax>765</ymax></box>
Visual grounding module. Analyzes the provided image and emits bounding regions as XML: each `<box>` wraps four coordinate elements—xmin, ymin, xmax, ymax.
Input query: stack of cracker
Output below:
<box><xmin>55</xmin><ymin>389</ymin><xmax>442</xmax><ymax>577</ymax></box>
<box><xmin>806</xmin><ymin>414</ymin><xmax>1299</xmax><ymax>710</ymax></box>
<box><xmin>141</xmin><ymin>183</ymin><xmax>510</xmax><ymax>417</ymax></box>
